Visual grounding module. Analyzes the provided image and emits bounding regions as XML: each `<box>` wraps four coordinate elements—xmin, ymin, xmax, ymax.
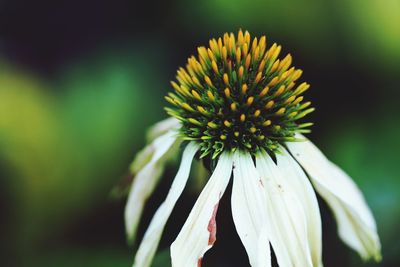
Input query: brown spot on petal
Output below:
<box><xmin>277</xmin><ymin>184</ymin><xmax>284</xmax><ymax>193</ymax></box>
<box><xmin>207</xmin><ymin>202</ymin><xmax>219</xmax><ymax>246</ymax></box>
<box><xmin>197</xmin><ymin>257</ymin><xmax>203</xmax><ymax>267</ymax></box>
<box><xmin>259</xmin><ymin>178</ymin><xmax>264</xmax><ymax>188</ymax></box>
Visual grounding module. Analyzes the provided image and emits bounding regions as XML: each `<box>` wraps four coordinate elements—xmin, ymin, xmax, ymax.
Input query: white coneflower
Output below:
<box><xmin>124</xmin><ymin>30</ymin><xmax>381</xmax><ymax>267</ymax></box>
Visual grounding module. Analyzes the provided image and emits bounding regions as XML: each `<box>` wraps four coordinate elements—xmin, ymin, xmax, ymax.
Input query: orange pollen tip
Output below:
<box><xmin>242</xmin><ymin>43</ymin><xmax>248</xmax><ymax>57</ymax></box>
<box><xmin>275</xmin><ymin>108</ymin><xmax>286</xmax><ymax>116</ymax></box>
<box><xmin>254</xmin><ymin>47</ymin><xmax>260</xmax><ymax>61</ymax></box>
<box><xmin>274</xmin><ymin>85</ymin><xmax>285</xmax><ymax>97</ymax></box>
<box><xmin>241</xmin><ymin>84</ymin><xmax>248</xmax><ymax>94</ymax></box>
<box><xmin>284</xmin><ymin>95</ymin><xmax>296</xmax><ymax>104</ymax></box>
<box><xmin>224</xmin><ymin>120</ymin><xmax>232</xmax><ymax>127</ymax></box>
<box><xmin>191</xmin><ymin>90</ymin><xmax>201</xmax><ymax>100</ymax></box>
<box><xmin>224</xmin><ymin>88</ymin><xmax>231</xmax><ymax>98</ymax></box>
<box><xmin>238</xmin><ymin>66</ymin><xmax>244</xmax><ymax>79</ymax></box>
<box><xmin>245</xmin><ymin>54</ymin><xmax>251</xmax><ymax>69</ymax></box>
<box><xmin>246</xmin><ymin>96</ymin><xmax>254</xmax><ymax>106</ymax></box>
<box><xmin>222</xmin><ymin>46</ymin><xmax>227</xmax><ymax>61</ymax></box>
<box><xmin>223</xmin><ymin>73</ymin><xmax>229</xmax><ymax>85</ymax></box>
<box><xmin>188</xmin><ymin>118</ymin><xmax>202</xmax><ymax>126</ymax></box>
<box><xmin>254</xmin><ymin>72</ymin><xmax>262</xmax><ymax>84</ymax></box>
<box><xmin>292</xmin><ymin>69</ymin><xmax>303</xmax><ymax>81</ymax></box>
<box><xmin>165</xmin><ymin>96</ymin><xmax>175</xmax><ymax>105</ymax></box>
<box><xmin>267</xmin><ymin>76</ymin><xmax>279</xmax><ymax>86</ymax></box>
<box><xmin>293</xmin><ymin>96</ymin><xmax>304</xmax><ymax>105</ymax></box>
<box><xmin>208</xmin><ymin>121</ymin><xmax>218</xmax><ymax>128</ymax></box>
<box><xmin>262</xmin><ymin>120</ymin><xmax>271</xmax><ymax>126</ymax></box>
<box><xmin>287</xmin><ymin>82</ymin><xmax>295</xmax><ymax>90</ymax></box>
<box><xmin>212</xmin><ymin>61</ymin><xmax>219</xmax><ymax>74</ymax></box>
<box><xmin>182</xmin><ymin>102</ymin><xmax>194</xmax><ymax>111</ymax></box>
<box><xmin>260</xmin><ymin>86</ymin><xmax>269</xmax><ymax>97</ymax></box>
<box><xmin>258</xmin><ymin>60</ymin><xmax>266</xmax><ymax>72</ymax></box>
<box><xmin>205</xmin><ymin>76</ymin><xmax>213</xmax><ymax>87</ymax></box>
<box><xmin>265</xmin><ymin>100</ymin><xmax>274</xmax><ymax>109</ymax></box>
<box><xmin>207</xmin><ymin>48</ymin><xmax>215</xmax><ymax>61</ymax></box>
<box><xmin>270</xmin><ymin>60</ymin><xmax>280</xmax><ymax>73</ymax></box>
<box><xmin>236</xmin><ymin>47</ymin><xmax>241</xmax><ymax>63</ymax></box>
<box><xmin>207</xmin><ymin>90</ymin><xmax>215</xmax><ymax>101</ymax></box>
<box><xmin>197</xmin><ymin>106</ymin><xmax>206</xmax><ymax>114</ymax></box>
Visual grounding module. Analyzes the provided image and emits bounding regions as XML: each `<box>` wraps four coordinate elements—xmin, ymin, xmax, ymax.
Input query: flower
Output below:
<box><xmin>124</xmin><ymin>30</ymin><xmax>381</xmax><ymax>267</ymax></box>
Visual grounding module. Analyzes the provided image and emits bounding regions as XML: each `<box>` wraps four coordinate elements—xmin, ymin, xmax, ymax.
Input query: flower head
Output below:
<box><xmin>166</xmin><ymin>30</ymin><xmax>313</xmax><ymax>159</ymax></box>
<box><xmin>124</xmin><ymin>30</ymin><xmax>381</xmax><ymax>267</ymax></box>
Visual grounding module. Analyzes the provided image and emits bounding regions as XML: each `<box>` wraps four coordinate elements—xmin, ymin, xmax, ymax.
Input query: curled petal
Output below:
<box><xmin>133</xmin><ymin>142</ymin><xmax>198</xmax><ymax>267</ymax></box>
<box><xmin>129</xmin><ymin>118</ymin><xmax>179</xmax><ymax>175</ymax></box>
<box><xmin>171</xmin><ymin>153</ymin><xmax>233</xmax><ymax>267</ymax></box>
<box><xmin>286</xmin><ymin>133</ymin><xmax>381</xmax><ymax>261</ymax></box>
<box><xmin>125</xmin><ymin>130</ymin><xmax>179</xmax><ymax>242</ymax></box>
<box><xmin>146</xmin><ymin>117</ymin><xmax>180</xmax><ymax>142</ymax></box>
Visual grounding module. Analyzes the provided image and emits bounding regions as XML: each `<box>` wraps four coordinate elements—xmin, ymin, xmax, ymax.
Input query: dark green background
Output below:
<box><xmin>1</xmin><ymin>0</ymin><xmax>399</xmax><ymax>266</ymax></box>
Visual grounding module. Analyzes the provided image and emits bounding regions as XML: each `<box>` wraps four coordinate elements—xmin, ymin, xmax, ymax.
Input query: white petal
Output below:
<box><xmin>133</xmin><ymin>142</ymin><xmax>198</xmax><ymax>267</ymax></box>
<box><xmin>257</xmin><ymin>226</ymin><xmax>271</xmax><ymax>267</ymax></box>
<box><xmin>146</xmin><ymin>117</ymin><xmax>180</xmax><ymax>142</ymax></box>
<box><xmin>276</xmin><ymin>146</ymin><xmax>323</xmax><ymax>267</ymax></box>
<box><xmin>256</xmin><ymin>150</ymin><xmax>313</xmax><ymax>267</ymax></box>
<box><xmin>129</xmin><ymin>119</ymin><xmax>179</xmax><ymax>177</ymax></box>
<box><xmin>231</xmin><ymin>151</ymin><xmax>271</xmax><ymax>267</ymax></box>
<box><xmin>286</xmin><ymin>133</ymin><xmax>381</xmax><ymax>261</ymax></box>
<box><xmin>125</xmin><ymin>130</ymin><xmax>179</xmax><ymax>241</ymax></box>
<box><xmin>128</xmin><ymin>141</ymin><xmax>156</xmax><ymax>176</ymax></box>
<box><xmin>170</xmin><ymin>152</ymin><xmax>233</xmax><ymax>267</ymax></box>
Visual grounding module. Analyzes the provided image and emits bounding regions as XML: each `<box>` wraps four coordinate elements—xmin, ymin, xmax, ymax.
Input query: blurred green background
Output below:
<box><xmin>0</xmin><ymin>0</ymin><xmax>399</xmax><ymax>266</ymax></box>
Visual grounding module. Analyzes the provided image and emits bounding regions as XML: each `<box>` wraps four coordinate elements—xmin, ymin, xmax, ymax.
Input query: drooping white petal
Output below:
<box><xmin>133</xmin><ymin>142</ymin><xmax>198</xmax><ymax>267</ymax></box>
<box><xmin>257</xmin><ymin>226</ymin><xmax>271</xmax><ymax>267</ymax></box>
<box><xmin>146</xmin><ymin>117</ymin><xmax>180</xmax><ymax>142</ymax></box>
<box><xmin>256</xmin><ymin>150</ymin><xmax>314</xmax><ymax>267</ymax></box>
<box><xmin>128</xmin><ymin>140</ymin><xmax>156</xmax><ymax>176</ymax></box>
<box><xmin>286</xmin><ymin>133</ymin><xmax>381</xmax><ymax>261</ymax></box>
<box><xmin>129</xmin><ymin>119</ymin><xmax>179</xmax><ymax>174</ymax></box>
<box><xmin>125</xmin><ymin>130</ymin><xmax>179</xmax><ymax>242</ymax></box>
<box><xmin>276</xmin><ymin>146</ymin><xmax>323</xmax><ymax>267</ymax></box>
<box><xmin>170</xmin><ymin>152</ymin><xmax>233</xmax><ymax>267</ymax></box>
<box><xmin>231</xmin><ymin>151</ymin><xmax>271</xmax><ymax>267</ymax></box>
